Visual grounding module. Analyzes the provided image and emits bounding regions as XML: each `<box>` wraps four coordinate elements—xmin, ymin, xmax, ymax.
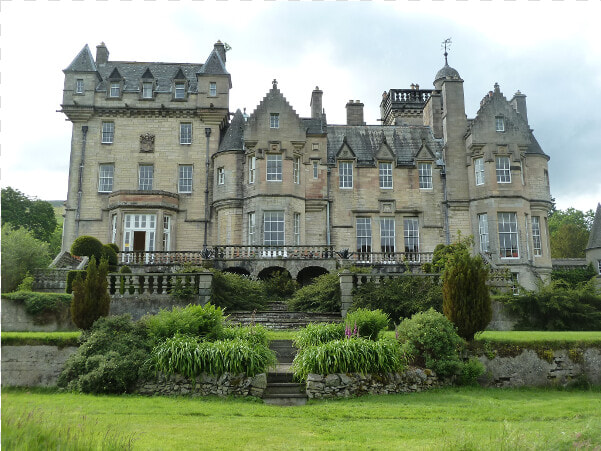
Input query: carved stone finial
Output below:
<box><xmin>140</xmin><ymin>133</ymin><xmax>155</xmax><ymax>153</ymax></box>
<box><xmin>272</xmin><ymin>79</ymin><xmax>278</xmax><ymax>89</ymax></box>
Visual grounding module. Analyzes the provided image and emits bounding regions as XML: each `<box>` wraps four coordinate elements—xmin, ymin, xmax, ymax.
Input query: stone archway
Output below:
<box><xmin>296</xmin><ymin>266</ymin><xmax>329</xmax><ymax>286</ymax></box>
<box><xmin>222</xmin><ymin>266</ymin><xmax>251</xmax><ymax>277</ymax></box>
<box><xmin>257</xmin><ymin>266</ymin><xmax>292</xmax><ymax>281</ymax></box>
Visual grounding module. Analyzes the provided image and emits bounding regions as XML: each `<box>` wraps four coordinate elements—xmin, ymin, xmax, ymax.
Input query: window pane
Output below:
<box><xmin>270</xmin><ymin>113</ymin><xmax>279</xmax><ymax>129</ymax></box>
<box><xmin>266</xmin><ymin>154</ymin><xmax>282</xmax><ymax>181</ymax></box>
<box><xmin>379</xmin><ymin>162</ymin><xmax>392</xmax><ymax>189</ymax></box>
<box><xmin>339</xmin><ymin>162</ymin><xmax>353</xmax><ymax>188</ymax></box>
<box><xmin>180</xmin><ymin>123</ymin><xmax>192</xmax><ymax>145</ymax></box>
<box><xmin>264</xmin><ymin>211</ymin><xmax>284</xmax><ymax>246</ymax></box>
<box><xmin>102</xmin><ymin>122</ymin><xmax>114</xmax><ymax>144</ymax></box>
<box><xmin>496</xmin><ymin>116</ymin><xmax>505</xmax><ymax>132</ymax></box>
<box><xmin>356</xmin><ymin>218</ymin><xmax>372</xmax><ymax>255</ymax></box>
<box><xmin>76</xmin><ymin>79</ymin><xmax>84</xmax><ymax>93</ymax></box>
<box><xmin>139</xmin><ymin>165</ymin><xmax>154</xmax><ymax>191</ymax></box>
<box><xmin>178</xmin><ymin>165</ymin><xmax>192</xmax><ymax>193</ymax></box>
<box><xmin>418</xmin><ymin>163</ymin><xmax>432</xmax><ymax>189</ymax></box>
<box><xmin>475</xmin><ymin>158</ymin><xmax>485</xmax><ymax>185</ymax></box>
<box><xmin>209</xmin><ymin>82</ymin><xmax>217</xmax><ymax>97</ymax></box>
<box><xmin>175</xmin><ymin>82</ymin><xmax>186</xmax><ymax>99</ymax></box>
<box><xmin>249</xmin><ymin>156</ymin><xmax>256</xmax><ymax>184</ymax></box>
<box><xmin>532</xmin><ymin>216</ymin><xmax>542</xmax><ymax>256</ymax></box>
<box><xmin>404</xmin><ymin>218</ymin><xmax>419</xmax><ymax>261</ymax></box>
<box><xmin>110</xmin><ymin>83</ymin><xmax>120</xmax><ymax>97</ymax></box>
<box><xmin>380</xmin><ymin>218</ymin><xmax>395</xmax><ymax>253</ymax></box>
<box><xmin>248</xmin><ymin>212</ymin><xmax>255</xmax><ymax>244</ymax></box>
<box><xmin>293</xmin><ymin>157</ymin><xmax>300</xmax><ymax>184</ymax></box>
<box><xmin>496</xmin><ymin>157</ymin><xmax>511</xmax><ymax>183</ymax></box>
<box><xmin>478</xmin><ymin>213</ymin><xmax>489</xmax><ymax>253</ymax></box>
<box><xmin>498</xmin><ymin>212</ymin><xmax>519</xmax><ymax>258</ymax></box>
<box><xmin>294</xmin><ymin>213</ymin><xmax>301</xmax><ymax>245</ymax></box>
<box><xmin>313</xmin><ymin>161</ymin><xmax>318</xmax><ymax>179</ymax></box>
<box><xmin>98</xmin><ymin>164</ymin><xmax>114</xmax><ymax>192</ymax></box>
<box><xmin>143</xmin><ymin>82</ymin><xmax>153</xmax><ymax>98</ymax></box>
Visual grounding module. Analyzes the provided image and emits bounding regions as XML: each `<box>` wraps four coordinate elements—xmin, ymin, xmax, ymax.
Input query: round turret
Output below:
<box><xmin>434</xmin><ymin>62</ymin><xmax>462</xmax><ymax>89</ymax></box>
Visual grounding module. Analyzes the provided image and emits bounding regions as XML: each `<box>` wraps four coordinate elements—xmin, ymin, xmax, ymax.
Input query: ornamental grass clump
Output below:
<box><xmin>292</xmin><ymin>338</ymin><xmax>406</xmax><ymax>381</ymax></box>
<box><xmin>294</xmin><ymin>322</ymin><xmax>345</xmax><ymax>348</ymax></box>
<box><xmin>152</xmin><ymin>335</ymin><xmax>276</xmax><ymax>377</ymax></box>
<box><xmin>143</xmin><ymin>303</ymin><xmax>224</xmax><ymax>342</ymax></box>
<box><xmin>345</xmin><ymin>308</ymin><xmax>389</xmax><ymax>340</ymax></box>
<box><xmin>220</xmin><ymin>324</ymin><xmax>269</xmax><ymax>346</ymax></box>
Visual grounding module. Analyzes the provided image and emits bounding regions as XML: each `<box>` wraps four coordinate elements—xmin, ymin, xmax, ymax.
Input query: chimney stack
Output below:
<box><xmin>346</xmin><ymin>100</ymin><xmax>365</xmax><ymax>126</ymax></box>
<box><xmin>510</xmin><ymin>91</ymin><xmax>528</xmax><ymax>125</ymax></box>
<box><xmin>96</xmin><ymin>42</ymin><xmax>109</xmax><ymax>65</ymax></box>
<box><xmin>214</xmin><ymin>41</ymin><xmax>226</xmax><ymax>64</ymax></box>
<box><xmin>311</xmin><ymin>86</ymin><xmax>323</xmax><ymax>119</ymax></box>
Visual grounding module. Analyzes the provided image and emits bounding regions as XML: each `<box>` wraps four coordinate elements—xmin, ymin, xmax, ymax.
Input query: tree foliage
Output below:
<box><xmin>288</xmin><ymin>273</ymin><xmax>341</xmax><ymax>312</ymax></box>
<box><xmin>1</xmin><ymin>225</ymin><xmax>51</xmax><ymax>293</ymax></box>
<box><xmin>1</xmin><ymin>187</ymin><xmax>58</xmax><ymax>243</ymax></box>
<box><xmin>71</xmin><ymin>256</ymin><xmax>111</xmax><ymax>330</ymax></box>
<box><xmin>548</xmin><ymin>207</ymin><xmax>595</xmax><ymax>258</ymax></box>
<box><xmin>71</xmin><ymin>235</ymin><xmax>104</xmax><ymax>261</ymax></box>
<box><xmin>442</xmin><ymin>244</ymin><xmax>492</xmax><ymax>341</ymax></box>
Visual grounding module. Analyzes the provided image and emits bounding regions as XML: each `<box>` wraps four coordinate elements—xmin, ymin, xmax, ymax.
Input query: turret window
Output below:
<box><xmin>498</xmin><ymin>212</ymin><xmax>519</xmax><ymax>258</ymax></box>
<box><xmin>264</xmin><ymin>211</ymin><xmax>284</xmax><ymax>246</ymax></box>
<box><xmin>217</xmin><ymin>167</ymin><xmax>225</xmax><ymax>185</ymax></box>
<box><xmin>474</xmin><ymin>158</ymin><xmax>485</xmax><ymax>185</ymax></box>
<box><xmin>266</xmin><ymin>154</ymin><xmax>282</xmax><ymax>181</ymax></box>
<box><xmin>209</xmin><ymin>82</ymin><xmax>217</xmax><ymax>97</ymax></box>
<box><xmin>75</xmin><ymin>79</ymin><xmax>84</xmax><ymax>94</ymax></box>
<box><xmin>248</xmin><ymin>156</ymin><xmax>256</xmax><ymax>184</ymax></box>
<box><xmin>532</xmin><ymin>216</ymin><xmax>542</xmax><ymax>256</ymax></box>
<box><xmin>478</xmin><ymin>214</ymin><xmax>489</xmax><ymax>253</ymax></box>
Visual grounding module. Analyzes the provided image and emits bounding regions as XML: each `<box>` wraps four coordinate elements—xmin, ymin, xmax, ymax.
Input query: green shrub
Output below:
<box><xmin>3</xmin><ymin>292</ymin><xmax>72</xmax><ymax>317</ymax></box>
<box><xmin>143</xmin><ymin>303</ymin><xmax>224</xmax><ymax>342</ymax></box>
<box><xmin>551</xmin><ymin>263</ymin><xmax>597</xmax><ymax>288</ymax></box>
<box><xmin>170</xmin><ymin>275</ymin><xmax>198</xmax><ymax>300</ymax></box>
<box><xmin>106</xmin><ymin>243</ymin><xmax>119</xmax><ymax>253</ymax></box>
<box><xmin>443</xmin><ymin>245</ymin><xmax>491</xmax><ymax>341</ymax></box>
<box><xmin>458</xmin><ymin>358</ymin><xmax>485</xmax><ymax>386</ymax></box>
<box><xmin>152</xmin><ymin>335</ymin><xmax>276</xmax><ymax>378</ymax></box>
<box><xmin>102</xmin><ymin>244</ymin><xmax>118</xmax><ymax>269</ymax></box>
<box><xmin>119</xmin><ymin>265</ymin><xmax>132</xmax><ymax>273</ymax></box>
<box><xmin>66</xmin><ymin>270</ymin><xmax>86</xmax><ymax>294</ymax></box>
<box><xmin>396</xmin><ymin>308</ymin><xmax>465</xmax><ymax>378</ymax></box>
<box><xmin>118</xmin><ymin>265</ymin><xmax>133</xmax><ymax>294</ymax></box>
<box><xmin>1</xmin><ymin>225</ymin><xmax>51</xmax><ymax>293</ymax></box>
<box><xmin>345</xmin><ymin>308</ymin><xmax>389</xmax><ymax>340</ymax></box>
<box><xmin>288</xmin><ymin>273</ymin><xmax>341</xmax><ymax>312</ymax></box>
<box><xmin>500</xmin><ymin>281</ymin><xmax>601</xmax><ymax>331</ymax></box>
<box><xmin>292</xmin><ymin>338</ymin><xmax>406</xmax><ymax>380</ymax></box>
<box><xmin>70</xmin><ymin>257</ymin><xmax>111</xmax><ymax>330</ymax></box>
<box><xmin>58</xmin><ymin>315</ymin><xmax>152</xmax><ymax>394</ymax></box>
<box><xmin>351</xmin><ymin>275</ymin><xmax>442</xmax><ymax>322</ymax></box>
<box><xmin>70</xmin><ymin>236</ymin><xmax>103</xmax><ymax>262</ymax></box>
<box><xmin>219</xmin><ymin>325</ymin><xmax>269</xmax><ymax>346</ymax></box>
<box><xmin>210</xmin><ymin>271</ymin><xmax>268</xmax><ymax>311</ymax></box>
<box><xmin>263</xmin><ymin>270</ymin><xmax>298</xmax><ymax>301</ymax></box>
<box><xmin>294</xmin><ymin>322</ymin><xmax>345</xmax><ymax>348</ymax></box>
<box><xmin>16</xmin><ymin>273</ymin><xmax>35</xmax><ymax>292</ymax></box>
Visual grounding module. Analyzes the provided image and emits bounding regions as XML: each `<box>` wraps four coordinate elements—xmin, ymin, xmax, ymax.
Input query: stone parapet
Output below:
<box><xmin>306</xmin><ymin>367</ymin><xmax>440</xmax><ymax>399</ymax></box>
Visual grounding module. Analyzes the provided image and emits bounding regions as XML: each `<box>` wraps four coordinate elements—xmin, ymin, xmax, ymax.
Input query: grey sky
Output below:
<box><xmin>1</xmin><ymin>1</ymin><xmax>599</xmax><ymax>212</ymax></box>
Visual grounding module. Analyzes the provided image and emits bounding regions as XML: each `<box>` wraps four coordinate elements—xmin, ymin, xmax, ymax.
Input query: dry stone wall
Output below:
<box><xmin>306</xmin><ymin>367</ymin><xmax>441</xmax><ymax>399</ymax></box>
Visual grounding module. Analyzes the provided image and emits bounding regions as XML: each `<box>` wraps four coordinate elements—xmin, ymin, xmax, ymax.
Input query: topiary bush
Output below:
<box><xmin>58</xmin><ymin>315</ymin><xmax>152</xmax><ymax>394</ymax></box>
<box><xmin>396</xmin><ymin>308</ymin><xmax>465</xmax><ymax>378</ymax></box>
<box><xmin>351</xmin><ymin>275</ymin><xmax>442</xmax><ymax>322</ymax></box>
<box><xmin>152</xmin><ymin>335</ymin><xmax>276</xmax><ymax>378</ymax></box>
<box><xmin>106</xmin><ymin>243</ymin><xmax>119</xmax><ymax>254</ymax></box>
<box><xmin>442</xmin><ymin>244</ymin><xmax>491</xmax><ymax>341</ymax></box>
<box><xmin>294</xmin><ymin>322</ymin><xmax>345</xmax><ymax>348</ymax></box>
<box><xmin>70</xmin><ymin>257</ymin><xmax>111</xmax><ymax>330</ymax></box>
<box><xmin>142</xmin><ymin>303</ymin><xmax>224</xmax><ymax>342</ymax></box>
<box><xmin>70</xmin><ymin>236</ymin><xmax>103</xmax><ymax>262</ymax></box>
<box><xmin>102</xmin><ymin>244</ymin><xmax>118</xmax><ymax>269</ymax></box>
<box><xmin>210</xmin><ymin>270</ymin><xmax>268</xmax><ymax>311</ymax></box>
<box><xmin>292</xmin><ymin>338</ymin><xmax>406</xmax><ymax>381</ymax></box>
<box><xmin>288</xmin><ymin>273</ymin><xmax>341</xmax><ymax>312</ymax></box>
<box><xmin>345</xmin><ymin>308</ymin><xmax>389</xmax><ymax>340</ymax></box>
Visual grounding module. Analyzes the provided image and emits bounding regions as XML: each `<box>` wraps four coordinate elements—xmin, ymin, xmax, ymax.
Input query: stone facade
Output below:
<box><xmin>60</xmin><ymin>42</ymin><xmax>553</xmax><ymax>289</ymax></box>
<box><xmin>305</xmin><ymin>368</ymin><xmax>441</xmax><ymax>399</ymax></box>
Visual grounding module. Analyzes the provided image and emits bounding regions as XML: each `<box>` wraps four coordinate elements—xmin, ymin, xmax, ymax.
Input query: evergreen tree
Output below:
<box><xmin>71</xmin><ymin>256</ymin><xmax>111</xmax><ymax>330</ymax></box>
<box><xmin>442</xmin><ymin>246</ymin><xmax>491</xmax><ymax>341</ymax></box>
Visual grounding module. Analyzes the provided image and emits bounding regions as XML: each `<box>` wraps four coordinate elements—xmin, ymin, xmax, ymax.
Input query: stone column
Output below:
<box><xmin>339</xmin><ymin>270</ymin><xmax>354</xmax><ymax>318</ymax></box>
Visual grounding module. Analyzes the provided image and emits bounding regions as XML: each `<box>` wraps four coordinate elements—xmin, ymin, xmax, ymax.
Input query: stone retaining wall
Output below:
<box><xmin>477</xmin><ymin>348</ymin><xmax>601</xmax><ymax>387</ymax></box>
<box><xmin>137</xmin><ymin>372</ymin><xmax>267</xmax><ymax>398</ymax></box>
<box><xmin>306</xmin><ymin>367</ymin><xmax>440</xmax><ymax>399</ymax></box>
<box><xmin>1</xmin><ymin>345</ymin><xmax>79</xmax><ymax>387</ymax></box>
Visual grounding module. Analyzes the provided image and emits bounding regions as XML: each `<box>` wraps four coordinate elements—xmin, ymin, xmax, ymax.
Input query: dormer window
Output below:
<box><xmin>142</xmin><ymin>82</ymin><xmax>153</xmax><ymax>99</ymax></box>
<box><xmin>75</xmin><ymin>79</ymin><xmax>84</xmax><ymax>94</ymax></box>
<box><xmin>495</xmin><ymin>116</ymin><xmax>505</xmax><ymax>132</ymax></box>
<box><xmin>174</xmin><ymin>82</ymin><xmax>186</xmax><ymax>99</ymax></box>
<box><xmin>209</xmin><ymin>82</ymin><xmax>217</xmax><ymax>97</ymax></box>
<box><xmin>109</xmin><ymin>82</ymin><xmax>121</xmax><ymax>98</ymax></box>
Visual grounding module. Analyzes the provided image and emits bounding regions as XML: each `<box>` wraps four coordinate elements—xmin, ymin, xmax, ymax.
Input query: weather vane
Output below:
<box><xmin>441</xmin><ymin>38</ymin><xmax>452</xmax><ymax>65</ymax></box>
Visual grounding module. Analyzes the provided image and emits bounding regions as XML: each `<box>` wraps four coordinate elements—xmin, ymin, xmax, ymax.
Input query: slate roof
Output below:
<box><xmin>301</xmin><ymin>117</ymin><xmax>327</xmax><ymax>135</ymax></box>
<box><xmin>96</xmin><ymin>62</ymin><xmax>203</xmax><ymax>93</ymax></box>
<box><xmin>586</xmin><ymin>203</ymin><xmax>601</xmax><ymax>251</ymax></box>
<box><xmin>64</xmin><ymin>45</ymin><xmax>97</xmax><ymax>72</ymax></box>
<box><xmin>526</xmin><ymin>133</ymin><xmax>548</xmax><ymax>157</ymax></box>
<box><xmin>435</xmin><ymin>63</ymin><xmax>461</xmax><ymax>81</ymax></box>
<box><xmin>218</xmin><ymin>109</ymin><xmax>245</xmax><ymax>152</ymax></box>
<box><xmin>326</xmin><ymin>125</ymin><xmax>443</xmax><ymax>166</ymax></box>
<box><xmin>198</xmin><ymin>49</ymin><xmax>229</xmax><ymax>76</ymax></box>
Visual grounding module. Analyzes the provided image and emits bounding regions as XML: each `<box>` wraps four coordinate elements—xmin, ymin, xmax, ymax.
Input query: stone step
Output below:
<box><xmin>263</xmin><ymin>382</ymin><xmax>305</xmax><ymax>396</ymax></box>
<box><xmin>262</xmin><ymin>394</ymin><xmax>308</xmax><ymax>406</ymax></box>
<box><xmin>227</xmin><ymin>311</ymin><xmax>342</xmax><ymax>330</ymax></box>
<box><xmin>268</xmin><ymin>371</ymin><xmax>295</xmax><ymax>383</ymax></box>
<box><xmin>269</xmin><ymin>340</ymin><xmax>297</xmax><ymax>363</ymax></box>
<box><xmin>266</xmin><ymin>301</ymin><xmax>289</xmax><ymax>311</ymax></box>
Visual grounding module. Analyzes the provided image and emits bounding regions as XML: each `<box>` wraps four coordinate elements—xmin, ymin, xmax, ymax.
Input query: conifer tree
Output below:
<box><xmin>71</xmin><ymin>256</ymin><xmax>111</xmax><ymax>330</ymax></box>
<box><xmin>442</xmin><ymin>246</ymin><xmax>492</xmax><ymax>341</ymax></box>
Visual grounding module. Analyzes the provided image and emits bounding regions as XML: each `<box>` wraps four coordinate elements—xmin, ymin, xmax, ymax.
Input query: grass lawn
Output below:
<box><xmin>3</xmin><ymin>387</ymin><xmax>600</xmax><ymax>450</ymax></box>
<box><xmin>1</xmin><ymin>331</ymin><xmax>81</xmax><ymax>346</ymax></box>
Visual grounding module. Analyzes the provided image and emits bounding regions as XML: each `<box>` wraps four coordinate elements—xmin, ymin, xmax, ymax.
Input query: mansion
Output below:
<box><xmin>60</xmin><ymin>41</ymin><xmax>553</xmax><ymax>288</ymax></box>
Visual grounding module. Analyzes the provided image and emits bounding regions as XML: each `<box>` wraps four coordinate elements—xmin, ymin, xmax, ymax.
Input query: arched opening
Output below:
<box><xmin>222</xmin><ymin>266</ymin><xmax>251</xmax><ymax>277</ymax></box>
<box><xmin>257</xmin><ymin>266</ymin><xmax>291</xmax><ymax>281</ymax></box>
<box><xmin>297</xmin><ymin>266</ymin><xmax>329</xmax><ymax>286</ymax></box>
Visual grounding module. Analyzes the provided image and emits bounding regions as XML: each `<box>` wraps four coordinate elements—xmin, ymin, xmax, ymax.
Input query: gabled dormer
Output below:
<box><xmin>172</xmin><ymin>67</ymin><xmax>188</xmax><ymax>101</ymax></box>
<box><xmin>107</xmin><ymin>67</ymin><xmax>123</xmax><ymax>99</ymax></box>
<box><xmin>336</xmin><ymin>137</ymin><xmax>356</xmax><ymax>161</ymax></box>
<box><xmin>375</xmin><ymin>136</ymin><xmax>395</xmax><ymax>163</ymax></box>
<box><xmin>140</xmin><ymin>68</ymin><xmax>155</xmax><ymax>100</ymax></box>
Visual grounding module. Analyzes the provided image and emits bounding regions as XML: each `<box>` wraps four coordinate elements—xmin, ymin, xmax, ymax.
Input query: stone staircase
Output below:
<box><xmin>226</xmin><ymin>301</ymin><xmax>342</xmax><ymax>330</ymax></box>
<box><xmin>263</xmin><ymin>340</ymin><xmax>307</xmax><ymax>406</ymax></box>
